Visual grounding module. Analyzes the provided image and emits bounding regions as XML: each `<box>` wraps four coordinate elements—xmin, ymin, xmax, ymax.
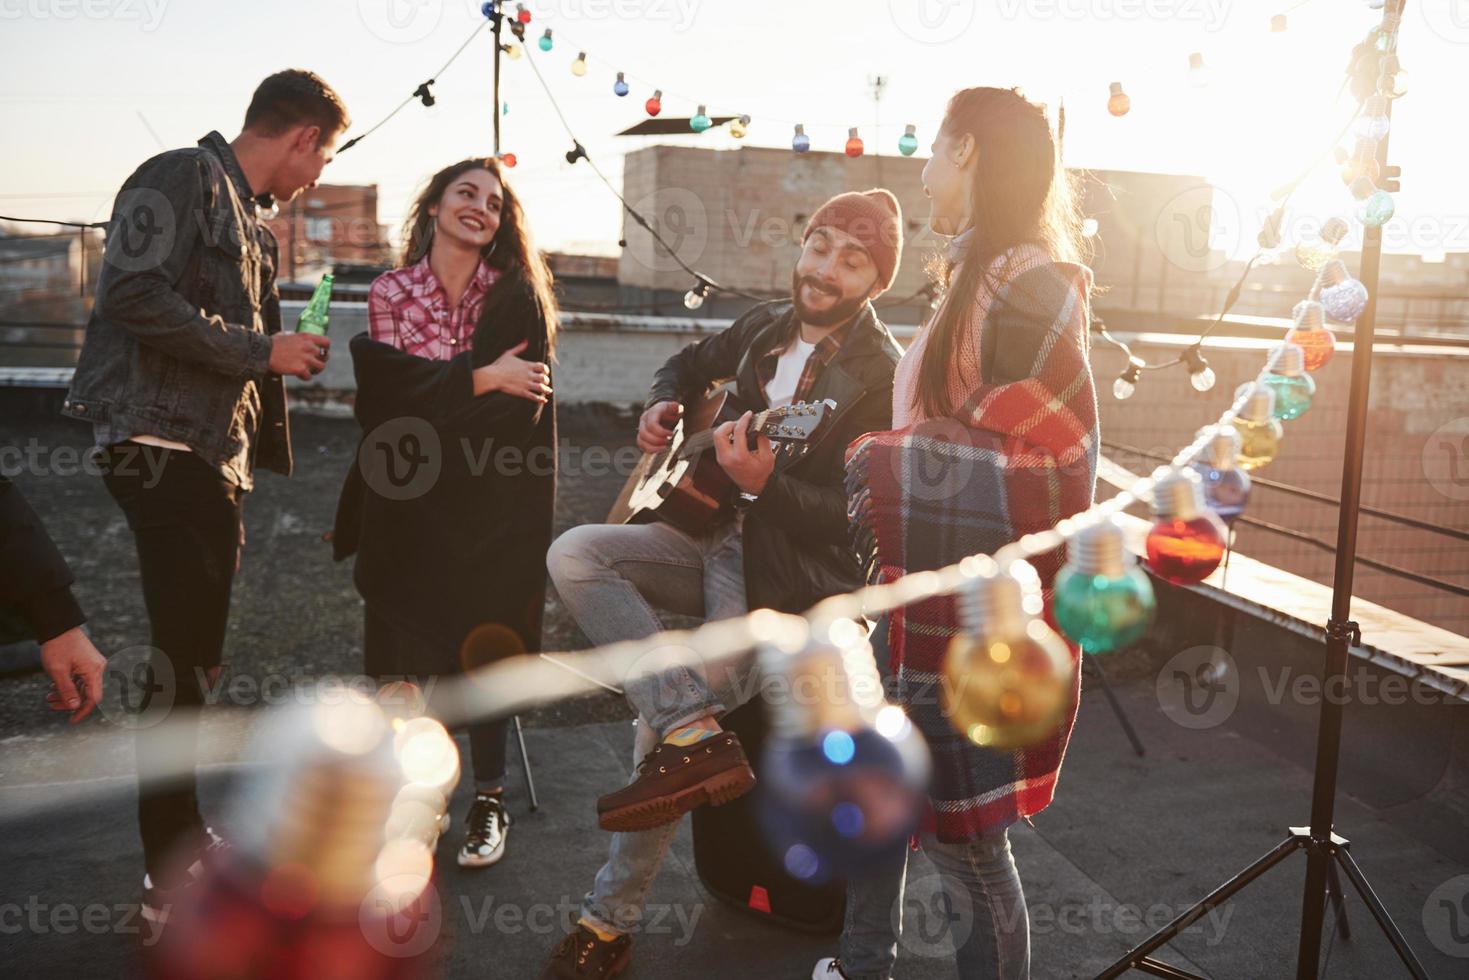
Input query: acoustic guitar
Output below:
<box><xmin>606</xmin><ymin>389</ymin><xmax>836</xmax><ymax>535</ymax></box>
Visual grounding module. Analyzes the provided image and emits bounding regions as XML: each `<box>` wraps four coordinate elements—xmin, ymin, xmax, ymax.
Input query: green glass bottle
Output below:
<box><xmin>296</xmin><ymin>274</ymin><xmax>333</xmax><ymax>336</ymax></box>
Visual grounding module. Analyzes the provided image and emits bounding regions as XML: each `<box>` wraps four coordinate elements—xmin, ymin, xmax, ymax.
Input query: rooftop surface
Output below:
<box><xmin>1</xmin><ymin>411</ymin><xmax>1465</xmax><ymax>979</ymax></box>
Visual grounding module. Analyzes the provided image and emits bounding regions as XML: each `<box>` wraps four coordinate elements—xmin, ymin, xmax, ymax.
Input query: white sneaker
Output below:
<box><xmin>812</xmin><ymin>957</ymin><xmax>850</xmax><ymax>979</ymax></box>
<box><xmin>457</xmin><ymin>793</ymin><xmax>510</xmax><ymax>868</ymax></box>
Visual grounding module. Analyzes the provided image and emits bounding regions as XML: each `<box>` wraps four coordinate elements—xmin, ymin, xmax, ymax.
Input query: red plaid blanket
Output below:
<box><xmin>845</xmin><ymin>259</ymin><xmax>1099</xmax><ymax>842</ymax></box>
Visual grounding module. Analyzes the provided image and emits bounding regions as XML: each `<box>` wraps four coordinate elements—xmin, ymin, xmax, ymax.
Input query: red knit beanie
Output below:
<box><xmin>802</xmin><ymin>188</ymin><xmax>904</xmax><ymax>292</ymax></box>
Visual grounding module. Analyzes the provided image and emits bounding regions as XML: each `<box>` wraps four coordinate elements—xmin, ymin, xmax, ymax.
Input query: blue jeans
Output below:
<box><xmin>840</xmin><ymin>828</ymin><xmax>1030</xmax><ymax>980</ymax></box>
<box><xmin>545</xmin><ymin>517</ymin><xmax>752</xmax><ymax>933</ymax></box>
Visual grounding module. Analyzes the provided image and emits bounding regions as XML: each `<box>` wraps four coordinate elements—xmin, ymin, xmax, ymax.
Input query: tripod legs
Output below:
<box><xmin>513</xmin><ymin>714</ymin><xmax>540</xmax><ymax>812</ymax></box>
<box><xmin>1084</xmin><ymin>651</ymin><xmax>1146</xmax><ymax>757</ymax></box>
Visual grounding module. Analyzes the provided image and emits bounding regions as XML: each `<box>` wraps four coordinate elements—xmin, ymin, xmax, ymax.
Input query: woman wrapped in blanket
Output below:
<box><xmin>332</xmin><ymin>158</ymin><xmax>558</xmax><ymax>871</ymax></box>
<box><xmin>816</xmin><ymin>89</ymin><xmax>1100</xmax><ymax>980</ymax></box>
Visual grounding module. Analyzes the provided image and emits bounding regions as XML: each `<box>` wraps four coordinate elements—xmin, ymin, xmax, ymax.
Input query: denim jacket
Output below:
<box><xmin>62</xmin><ymin>131</ymin><xmax>291</xmax><ymax>488</ymax></box>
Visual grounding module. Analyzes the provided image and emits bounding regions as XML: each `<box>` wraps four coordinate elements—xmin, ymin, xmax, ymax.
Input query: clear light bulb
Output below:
<box><xmin>1145</xmin><ymin>467</ymin><xmax>1229</xmax><ymax>585</ymax></box>
<box><xmin>683</xmin><ymin>282</ymin><xmax>708</xmax><ymax>310</ymax></box>
<box><xmin>1187</xmin><ymin>52</ymin><xmax>1210</xmax><ymax>87</ymax></box>
<box><xmin>502</xmin><ymin>41</ymin><xmax>522</xmax><ymax>60</ymax></box>
<box><xmin>1053</xmin><ymin>517</ymin><xmax>1157</xmax><ymax>653</ymax></box>
<box><xmin>792</xmin><ymin>123</ymin><xmax>811</xmax><ymax>153</ymax></box>
<box><xmin>1354</xmin><ymin>95</ymin><xmax>1390</xmax><ymax>141</ymax></box>
<box><xmin>943</xmin><ymin>558</ymin><xmax>1076</xmax><ymax>750</ymax></box>
<box><xmin>1113</xmin><ymin>356</ymin><xmax>1143</xmax><ymax>400</ymax></box>
<box><xmin>1107</xmin><ymin>82</ymin><xmax>1131</xmax><ymax>117</ymax></box>
<box><xmin>1190</xmin><ymin>365</ymin><xmax>1216</xmax><ymax>392</ymax></box>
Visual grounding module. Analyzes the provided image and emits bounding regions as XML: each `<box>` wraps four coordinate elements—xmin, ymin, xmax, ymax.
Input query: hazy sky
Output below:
<box><xmin>2</xmin><ymin>0</ymin><xmax>1465</xmax><ymax>260</ymax></box>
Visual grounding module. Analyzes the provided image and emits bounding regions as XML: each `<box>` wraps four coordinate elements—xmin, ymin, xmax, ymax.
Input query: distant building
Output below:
<box><xmin>0</xmin><ymin>227</ymin><xmax>102</xmax><ymax>365</ymax></box>
<box><xmin>265</xmin><ymin>184</ymin><xmax>391</xmax><ymax>284</ymax></box>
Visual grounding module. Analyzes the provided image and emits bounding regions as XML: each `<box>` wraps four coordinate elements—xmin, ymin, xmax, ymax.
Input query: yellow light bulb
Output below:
<box><xmin>941</xmin><ymin>626</ymin><xmax>1074</xmax><ymax>750</ymax></box>
<box><xmin>1230</xmin><ymin>417</ymin><xmax>1283</xmax><ymax>471</ymax></box>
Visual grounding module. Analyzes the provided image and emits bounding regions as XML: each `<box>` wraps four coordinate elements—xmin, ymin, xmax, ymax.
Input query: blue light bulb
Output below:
<box><xmin>792</xmin><ymin>123</ymin><xmax>810</xmax><ymax>153</ymax></box>
<box><xmin>613</xmin><ymin>72</ymin><xmax>629</xmax><ymax>97</ymax></box>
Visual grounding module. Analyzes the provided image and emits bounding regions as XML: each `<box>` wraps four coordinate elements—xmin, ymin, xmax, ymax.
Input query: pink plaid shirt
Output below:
<box><xmin>368</xmin><ymin>255</ymin><xmax>500</xmax><ymax>360</ymax></box>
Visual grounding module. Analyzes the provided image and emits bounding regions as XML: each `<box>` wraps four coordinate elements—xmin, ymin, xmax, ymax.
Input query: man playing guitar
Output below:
<box><xmin>540</xmin><ymin>189</ymin><xmax>906</xmax><ymax>979</ymax></box>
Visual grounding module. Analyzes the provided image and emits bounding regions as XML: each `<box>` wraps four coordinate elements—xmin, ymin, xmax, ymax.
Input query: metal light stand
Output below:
<box><xmin>1096</xmin><ymin>7</ymin><xmax>1429</xmax><ymax>976</ymax></box>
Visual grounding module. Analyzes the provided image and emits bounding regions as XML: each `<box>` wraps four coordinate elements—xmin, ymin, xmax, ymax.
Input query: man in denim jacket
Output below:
<box><xmin>62</xmin><ymin>69</ymin><xmax>348</xmax><ymax>920</ymax></box>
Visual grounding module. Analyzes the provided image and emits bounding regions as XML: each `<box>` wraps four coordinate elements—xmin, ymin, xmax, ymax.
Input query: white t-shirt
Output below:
<box><xmin>763</xmin><ymin>337</ymin><xmax>816</xmax><ymax>409</ymax></box>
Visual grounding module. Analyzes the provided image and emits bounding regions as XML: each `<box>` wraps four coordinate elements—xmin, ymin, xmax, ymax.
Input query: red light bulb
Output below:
<box><xmin>844</xmin><ymin>127</ymin><xmax>863</xmax><ymax>157</ymax></box>
<box><xmin>1286</xmin><ymin>300</ymin><xmax>1336</xmax><ymax>372</ymax></box>
<box><xmin>645</xmin><ymin>89</ymin><xmax>662</xmax><ymax>116</ymax></box>
<box><xmin>1144</xmin><ymin>468</ymin><xmax>1229</xmax><ymax>584</ymax></box>
<box><xmin>499</xmin><ymin>152</ymin><xmax>517</xmax><ymax>168</ymax></box>
<box><xmin>516</xmin><ymin>4</ymin><xmax>531</xmax><ymax>24</ymax></box>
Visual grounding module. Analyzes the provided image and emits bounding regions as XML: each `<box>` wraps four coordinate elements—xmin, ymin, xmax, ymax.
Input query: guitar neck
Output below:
<box><xmin>680</xmin><ymin>408</ymin><xmax>775</xmax><ymax>457</ymax></box>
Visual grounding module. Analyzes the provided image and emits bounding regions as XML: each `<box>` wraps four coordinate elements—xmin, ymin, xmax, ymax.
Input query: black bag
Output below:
<box><xmin>691</xmin><ymin>698</ymin><xmax>847</xmax><ymax>934</ymax></box>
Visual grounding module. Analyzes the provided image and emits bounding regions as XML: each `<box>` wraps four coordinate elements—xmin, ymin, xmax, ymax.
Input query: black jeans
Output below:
<box><xmin>363</xmin><ymin>607</ymin><xmax>508</xmax><ymax>788</ymax></box>
<box><xmin>102</xmin><ymin>444</ymin><xmax>243</xmax><ymax>880</ymax></box>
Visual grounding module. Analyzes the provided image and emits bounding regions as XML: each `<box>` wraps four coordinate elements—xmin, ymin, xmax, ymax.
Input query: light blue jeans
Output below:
<box><xmin>545</xmin><ymin>517</ymin><xmax>752</xmax><ymax>933</ymax></box>
<box><xmin>840</xmin><ymin>829</ymin><xmax>1030</xmax><ymax>980</ymax></box>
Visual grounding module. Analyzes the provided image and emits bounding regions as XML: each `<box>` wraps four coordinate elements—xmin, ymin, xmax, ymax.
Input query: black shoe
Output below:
<box><xmin>539</xmin><ymin>924</ymin><xmax>631</xmax><ymax>979</ymax></box>
<box><xmin>142</xmin><ymin>828</ymin><xmax>228</xmax><ymax>925</ymax></box>
<box><xmin>457</xmin><ymin>792</ymin><xmax>511</xmax><ymax>868</ymax></box>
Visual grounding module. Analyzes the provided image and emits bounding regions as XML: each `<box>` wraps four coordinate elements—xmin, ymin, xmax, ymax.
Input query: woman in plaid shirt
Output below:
<box><xmin>336</xmin><ymin>157</ymin><xmax>558</xmax><ymax>872</ymax></box>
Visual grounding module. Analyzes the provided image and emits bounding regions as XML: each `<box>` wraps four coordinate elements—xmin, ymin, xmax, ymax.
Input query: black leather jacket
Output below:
<box><xmin>646</xmin><ymin>300</ymin><xmax>902</xmax><ymax>615</ymax></box>
<box><xmin>62</xmin><ymin>132</ymin><xmax>289</xmax><ymax>488</ymax></box>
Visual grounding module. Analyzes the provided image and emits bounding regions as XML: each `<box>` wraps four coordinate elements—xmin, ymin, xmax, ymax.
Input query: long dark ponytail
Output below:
<box><xmin>914</xmin><ymin>87</ymin><xmax>1085</xmax><ymax>418</ymax></box>
<box><xmin>400</xmin><ymin>157</ymin><xmax>559</xmax><ymax>359</ymax></box>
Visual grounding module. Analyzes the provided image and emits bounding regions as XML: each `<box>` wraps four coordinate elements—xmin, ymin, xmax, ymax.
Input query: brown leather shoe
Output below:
<box><xmin>597</xmin><ymin>732</ymin><xmax>756</xmax><ymax>833</ymax></box>
<box><xmin>539</xmin><ymin>924</ymin><xmax>631</xmax><ymax>979</ymax></box>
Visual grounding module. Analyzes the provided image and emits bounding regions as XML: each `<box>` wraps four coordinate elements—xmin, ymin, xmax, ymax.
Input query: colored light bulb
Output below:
<box><xmin>1286</xmin><ymin>300</ymin><xmax>1336</xmax><ymax>371</ymax></box>
<box><xmin>898</xmin><ymin>123</ymin><xmax>918</xmax><ymax>156</ymax></box>
<box><xmin>1354</xmin><ymin>95</ymin><xmax>1390</xmax><ymax>141</ymax></box>
<box><xmin>756</xmin><ymin>635</ymin><xmax>929</xmax><ymax>884</ymax></box>
<box><xmin>845</xmin><ymin>127</ymin><xmax>864</xmax><ymax>158</ymax></box>
<box><xmin>1145</xmin><ymin>467</ymin><xmax>1229</xmax><ymax>585</ymax></box>
<box><xmin>730</xmin><ymin>114</ymin><xmax>750</xmax><ymax>139</ymax></box>
<box><xmin>516</xmin><ymin>2</ymin><xmax>531</xmax><ymax>24</ymax></box>
<box><xmin>1358</xmin><ymin>189</ymin><xmax>1395</xmax><ymax>227</ymax></box>
<box><xmin>1052</xmin><ymin>517</ymin><xmax>1157</xmax><ymax>654</ymax></box>
<box><xmin>1190</xmin><ymin>425</ymin><xmax>1251</xmax><ymax>526</ymax></box>
<box><xmin>1295</xmin><ymin>216</ymin><xmax>1350</xmax><ymax>272</ymax></box>
<box><xmin>1107</xmin><ymin>82</ymin><xmax>1131</xmax><ymax>117</ymax></box>
<box><xmin>499</xmin><ymin>152</ymin><xmax>517</xmax><ymax>168</ymax></box>
<box><xmin>792</xmin><ymin>123</ymin><xmax>810</xmax><ymax>153</ymax></box>
<box><xmin>1187</xmin><ymin>52</ymin><xmax>1210</xmax><ymax>87</ymax></box>
<box><xmin>1230</xmin><ymin>384</ymin><xmax>1283</xmax><ymax>471</ymax></box>
<box><xmin>943</xmin><ymin>558</ymin><xmax>1076</xmax><ymax>750</ymax></box>
<box><xmin>571</xmin><ymin>51</ymin><xmax>587</xmax><ymax>76</ymax></box>
<box><xmin>537</xmin><ymin>28</ymin><xmax>552</xmax><ymax>52</ymax></box>
<box><xmin>690</xmin><ymin>105</ymin><xmax>711</xmax><ymax>133</ymax></box>
<box><xmin>1261</xmin><ymin>343</ymin><xmax>1316</xmax><ymax>420</ymax></box>
<box><xmin>645</xmin><ymin>89</ymin><xmax>662</xmax><ymax>116</ymax></box>
<box><xmin>502</xmin><ymin>41</ymin><xmax>522</xmax><ymax>60</ymax></box>
<box><xmin>613</xmin><ymin>72</ymin><xmax>629</xmax><ymax>97</ymax></box>
<box><xmin>1317</xmin><ymin>260</ymin><xmax>1370</xmax><ymax>323</ymax></box>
